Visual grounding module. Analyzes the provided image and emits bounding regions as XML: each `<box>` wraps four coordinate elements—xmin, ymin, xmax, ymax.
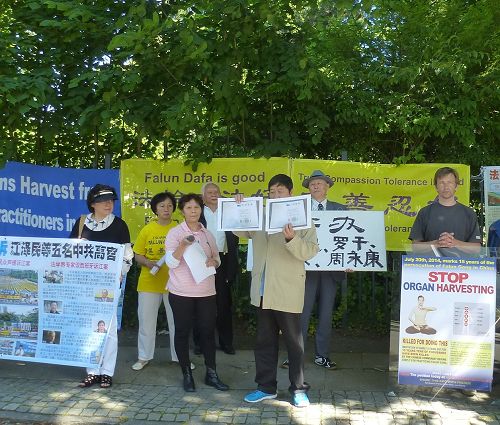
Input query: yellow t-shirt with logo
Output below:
<box><xmin>133</xmin><ymin>220</ymin><xmax>177</xmax><ymax>293</ymax></box>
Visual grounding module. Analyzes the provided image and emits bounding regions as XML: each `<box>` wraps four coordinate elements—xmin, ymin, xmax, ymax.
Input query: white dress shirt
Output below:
<box><xmin>311</xmin><ymin>199</ymin><xmax>327</xmax><ymax>211</ymax></box>
<box><xmin>203</xmin><ymin>206</ymin><xmax>226</xmax><ymax>252</ymax></box>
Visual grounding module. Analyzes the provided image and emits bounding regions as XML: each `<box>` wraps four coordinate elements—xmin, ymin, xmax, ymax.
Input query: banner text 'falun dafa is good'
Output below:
<box><xmin>121</xmin><ymin>158</ymin><xmax>470</xmax><ymax>251</ymax></box>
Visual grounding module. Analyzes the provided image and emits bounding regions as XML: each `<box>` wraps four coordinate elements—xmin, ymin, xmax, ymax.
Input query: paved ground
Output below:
<box><xmin>0</xmin><ymin>333</ymin><xmax>498</xmax><ymax>424</ymax></box>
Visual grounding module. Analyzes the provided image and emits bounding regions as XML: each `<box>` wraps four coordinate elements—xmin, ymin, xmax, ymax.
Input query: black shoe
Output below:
<box><xmin>194</xmin><ymin>345</ymin><xmax>202</xmax><ymax>355</ymax></box>
<box><xmin>205</xmin><ymin>367</ymin><xmax>229</xmax><ymax>391</ymax></box>
<box><xmin>221</xmin><ymin>345</ymin><xmax>235</xmax><ymax>355</ymax></box>
<box><xmin>314</xmin><ymin>355</ymin><xmax>337</xmax><ymax>369</ymax></box>
<box><xmin>182</xmin><ymin>366</ymin><xmax>195</xmax><ymax>392</ymax></box>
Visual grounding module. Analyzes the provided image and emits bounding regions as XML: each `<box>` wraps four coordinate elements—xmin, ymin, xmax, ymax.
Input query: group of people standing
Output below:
<box><xmin>69</xmin><ymin>165</ymin><xmax>498</xmax><ymax>407</ymax></box>
<box><xmin>70</xmin><ymin>183</ymin><xmax>238</xmax><ymax>393</ymax></box>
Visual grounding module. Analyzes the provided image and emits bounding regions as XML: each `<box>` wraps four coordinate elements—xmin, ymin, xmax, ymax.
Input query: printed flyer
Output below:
<box><xmin>398</xmin><ymin>255</ymin><xmax>496</xmax><ymax>391</ymax></box>
<box><xmin>0</xmin><ymin>236</ymin><xmax>124</xmax><ymax>368</ymax></box>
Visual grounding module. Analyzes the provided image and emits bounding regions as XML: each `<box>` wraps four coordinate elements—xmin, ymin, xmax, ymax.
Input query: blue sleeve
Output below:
<box><xmin>487</xmin><ymin>221</ymin><xmax>500</xmax><ymax>258</ymax></box>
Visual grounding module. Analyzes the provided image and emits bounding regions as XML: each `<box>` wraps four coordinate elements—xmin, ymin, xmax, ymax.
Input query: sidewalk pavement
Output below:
<box><xmin>0</xmin><ymin>339</ymin><xmax>499</xmax><ymax>424</ymax></box>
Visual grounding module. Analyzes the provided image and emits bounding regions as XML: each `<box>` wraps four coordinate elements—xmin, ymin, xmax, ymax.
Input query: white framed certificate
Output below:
<box><xmin>265</xmin><ymin>195</ymin><xmax>312</xmax><ymax>232</ymax></box>
<box><xmin>217</xmin><ymin>197</ymin><xmax>264</xmax><ymax>231</ymax></box>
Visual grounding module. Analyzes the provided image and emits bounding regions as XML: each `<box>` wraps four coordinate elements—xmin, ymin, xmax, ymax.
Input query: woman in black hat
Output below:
<box><xmin>72</xmin><ymin>184</ymin><xmax>129</xmax><ymax>243</ymax></box>
<box><xmin>69</xmin><ymin>183</ymin><xmax>133</xmax><ymax>388</ymax></box>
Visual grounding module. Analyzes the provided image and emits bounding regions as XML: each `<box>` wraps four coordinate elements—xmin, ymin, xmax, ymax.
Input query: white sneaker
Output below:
<box><xmin>131</xmin><ymin>360</ymin><xmax>149</xmax><ymax>371</ymax></box>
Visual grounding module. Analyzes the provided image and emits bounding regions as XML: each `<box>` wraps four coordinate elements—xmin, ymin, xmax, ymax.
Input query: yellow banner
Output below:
<box><xmin>121</xmin><ymin>158</ymin><xmax>290</xmax><ymax>241</ymax></box>
<box><xmin>121</xmin><ymin>158</ymin><xmax>470</xmax><ymax>251</ymax></box>
<box><xmin>291</xmin><ymin>160</ymin><xmax>470</xmax><ymax>251</ymax></box>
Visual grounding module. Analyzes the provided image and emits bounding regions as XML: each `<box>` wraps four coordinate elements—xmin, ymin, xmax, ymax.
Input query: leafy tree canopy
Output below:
<box><xmin>1</xmin><ymin>0</ymin><xmax>498</xmax><ymax>171</ymax></box>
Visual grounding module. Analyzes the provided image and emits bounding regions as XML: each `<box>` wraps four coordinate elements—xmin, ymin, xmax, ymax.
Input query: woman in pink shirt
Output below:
<box><xmin>165</xmin><ymin>193</ymin><xmax>229</xmax><ymax>392</ymax></box>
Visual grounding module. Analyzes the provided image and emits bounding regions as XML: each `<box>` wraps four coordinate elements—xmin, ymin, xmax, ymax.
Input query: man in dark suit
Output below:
<box><xmin>196</xmin><ymin>183</ymin><xmax>239</xmax><ymax>355</ymax></box>
<box><xmin>48</xmin><ymin>301</ymin><xmax>60</xmax><ymax>314</ymax></box>
<box><xmin>283</xmin><ymin>170</ymin><xmax>346</xmax><ymax>370</ymax></box>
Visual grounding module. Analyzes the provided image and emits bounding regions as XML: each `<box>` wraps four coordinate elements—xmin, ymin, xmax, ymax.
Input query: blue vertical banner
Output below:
<box><xmin>0</xmin><ymin>162</ymin><xmax>120</xmax><ymax>238</ymax></box>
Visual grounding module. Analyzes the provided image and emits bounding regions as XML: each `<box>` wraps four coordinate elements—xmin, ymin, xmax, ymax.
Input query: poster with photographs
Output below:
<box><xmin>398</xmin><ymin>255</ymin><xmax>496</xmax><ymax>391</ymax></box>
<box><xmin>0</xmin><ymin>236</ymin><xmax>124</xmax><ymax>368</ymax></box>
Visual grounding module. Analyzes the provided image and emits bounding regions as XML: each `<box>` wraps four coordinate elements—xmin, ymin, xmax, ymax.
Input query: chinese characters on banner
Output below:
<box><xmin>121</xmin><ymin>158</ymin><xmax>290</xmax><ymax>240</ymax></box>
<box><xmin>483</xmin><ymin>166</ymin><xmax>500</xmax><ymax>233</ymax></box>
<box><xmin>291</xmin><ymin>159</ymin><xmax>470</xmax><ymax>252</ymax></box>
<box><xmin>121</xmin><ymin>158</ymin><xmax>470</xmax><ymax>251</ymax></box>
<box><xmin>398</xmin><ymin>256</ymin><xmax>496</xmax><ymax>391</ymax></box>
<box><xmin>0</xmin><ymin>237</ymin><xmax>124</xmax><ymax>368</ymax></box>
<box><xmin>306</xmin><ymin>211</ymin><xmax>387</xmax><ymax>271</ymax></box>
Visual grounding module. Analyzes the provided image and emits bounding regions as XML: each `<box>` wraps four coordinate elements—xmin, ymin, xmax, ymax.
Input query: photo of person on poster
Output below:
<box><xmin>95</xmin><ymin>320</ymin><xmax>107</xmax><ymax>333</ymax></box>
<box><xmin>405</xmin><ymin>295</ymin><xmax>437</xmax><ymax>335</ymax></box>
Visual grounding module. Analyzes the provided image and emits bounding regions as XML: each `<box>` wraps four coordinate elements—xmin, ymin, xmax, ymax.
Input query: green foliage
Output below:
<box><xmin>120</xmin><ymin>245</ymin><xmax>258</xmax><ymax>334</ymax></box>
<box><xmin>0</xmin><ymin>312</ymin><xmax>17</xmax><ymax>322</ymax></box>
<box><xmin>0</xmin><ymin>0</ymin><xmax>498</xmax><ymax>169</ymax></box>
<box><xmin>333</xmin><ymin>272</ymin><xmax>392</xmax><ymax>335</ymax></box>
<box><xmin>121</xmin><ymin>262</ymin><xmax>139</xmax><ymax>329</ymax></box>
<box><xmin>119</xmin><ymin>240</ymin><xmax>391</xmax><ymax>337</ymax></box>
<box><xmin>1</xmin><ymin>0</ymin><xmax>498</xmax><ymax>334</ymax></box>
<box><xmin>228</xmin><ymin>244</ymin><xmax>257</xmax><ymax>334</ymax></box>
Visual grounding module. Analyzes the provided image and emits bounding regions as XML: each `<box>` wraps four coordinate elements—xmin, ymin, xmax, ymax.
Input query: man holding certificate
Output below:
<box><xmin>282</xmin><ymin>170</ymin><xmax>347</xmax><ymax>371</ymax></box>
<box><xmin>234</xmin><ymin>174</ymin><xmax>319</xmax><ymax>408</ymax></box>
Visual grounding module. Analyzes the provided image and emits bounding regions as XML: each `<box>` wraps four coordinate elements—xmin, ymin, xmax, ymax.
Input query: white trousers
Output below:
<box><xmin>137</xmin><ymin>291</ymin><xmax>177</xmax><ymax>362</ymax></box>
<box><xmin>87</xmin><ymin>314</ymin><xmax>118</xmax><ymax>377</ymax></box>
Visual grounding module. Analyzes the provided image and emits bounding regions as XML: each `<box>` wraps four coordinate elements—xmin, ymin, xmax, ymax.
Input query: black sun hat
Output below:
<box><xmin>86</xmin><ymin>184</ymin><xmax>118</xmax><ymax>210</ymax></box>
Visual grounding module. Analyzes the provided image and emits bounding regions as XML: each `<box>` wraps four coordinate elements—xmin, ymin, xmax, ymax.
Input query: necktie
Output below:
<box><xmin>317</xmin><ymin>203</ymin><xmax>324</xmax><ymax>211</ymax></box>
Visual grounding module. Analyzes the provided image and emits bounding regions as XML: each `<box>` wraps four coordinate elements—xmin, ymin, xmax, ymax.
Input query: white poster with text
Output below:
<box><xmin>305</xmin><ymin>211</ymin><xmax>387</xmax><ymax>271</ymax></box>
<box><xmin>398</xmin><ymin>255</ymin><xmax>496</xmax><ymax>391</ymax></box>
<box><xmin>0</xmin><ymin>236</ymin><xmax>123</xmax><ymax>368</ymax></box>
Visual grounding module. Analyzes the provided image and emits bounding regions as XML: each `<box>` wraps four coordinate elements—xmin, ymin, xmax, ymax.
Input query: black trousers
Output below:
<box><xmin>254</xmin><ymin>305</ymin><xmax>307</xmax><ymax>394</ymax></box>
<box><xmin>194</xmin><ymin>253</ymin><xmax>234</xmax><ymax>348</ymax></box>
<box><xmin>215</xmin><ymin>253</ymin><xmax>234</xmax><ymax>348</ymax></box>
<box><xmin>169</xmin><ymin>293</ymin><xmax>217</xmax><ymax>369</ymax></box>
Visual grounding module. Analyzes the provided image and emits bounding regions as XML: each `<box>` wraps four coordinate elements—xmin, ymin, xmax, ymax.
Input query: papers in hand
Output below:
<box><xmin>265</xmin><ymin>195</ymin><xmax>312</xmax><ymax>233</ymax></box>
<box><xmin>149</xmin><ymin>254</ymin><xmax>166</xmax><ymax>275</ymax></box>
<box><xmin>216</xmin><ymin>194</ymin><xmax>312</xmax><ymax>233</ymax></box>
<box><xmin>217</xmin><ymin>197</ymin><xmax>263</xmax><ymax>231</ymax></box>
<box><xmin>184</xmin><ymin>242</ymin><xmax>216</xmax><ymax>284</ymax></box>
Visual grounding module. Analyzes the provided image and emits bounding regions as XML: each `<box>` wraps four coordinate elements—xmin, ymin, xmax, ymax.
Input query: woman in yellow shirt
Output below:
<box><xmin>132</xmin><ymin>191</ymin><xmax>191</xmax><ymax>370</ymax></box>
